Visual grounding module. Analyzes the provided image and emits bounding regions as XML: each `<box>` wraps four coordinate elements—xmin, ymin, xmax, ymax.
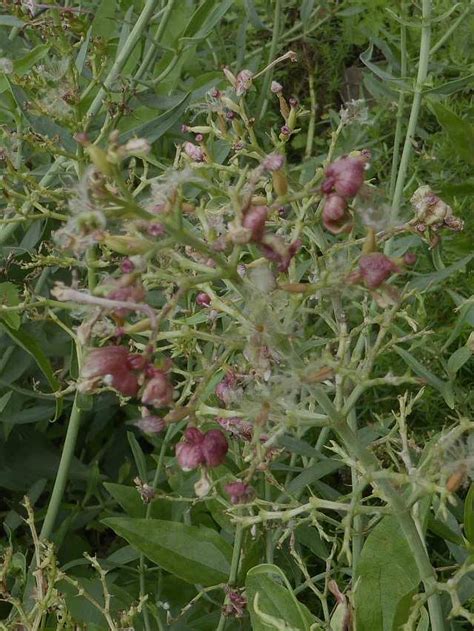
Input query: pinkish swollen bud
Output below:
<box><xmin>225</xmin><ymin>481</ymin><xmax>254</xmax><ymax>505</ymax></box>
<box><xmin>259</xmin><ymin>235</ymin><xmax>301</xmax><ymax>272</ymax></box>
<box><xmin>135</xmin><ymin>415</ymin><xmax>165</xmax><ymax>434</ymax></box>
<box><xmin>242</xmin><ymin>206</ymin><xmax>268</xmax><ymax>243</ymax></box>
<box><xmin>280</xmin><ymin>125</ymin><xmax>290</xmax><ymax>135</ymax></box>
<box><xmin>196</xmin><ymin>292</ymin><xmax>211</xmax><ymax>307</ymax></box>
<box><xmin>107</xmin><ymin>284</ymin><xmax>146</xmax><ymax>318</ymax></box>
<box><xmin>235</xmin><ymin>69</ymin><xmax>253</xmax><ymax>96</ymax></box>
<box><xmin>141</xmin><ymin>373</ymin><xmax>174</xmax><ymax>408</ymax></box>
<box><xmin>271</xmin><ymin>80</ymin><xmax>283</xmax><ymax>93</ymax></box>
<box><xmin>201</xmin><ymin>429</ymin><xmax>228</xmax><ymax>467</ymax></box>
<box><xmin>183</xmin><ymin>141</ymin><xmax>205</xmax><ymax>162</ymax></box>
<box><xmin>359</xmin><ymin>253</ymin><xmax>399</xmax><ymax>289</ymax></box>
<box><xmin>322</xmin><ymin>194</ymin><xmax>352</xmax><ymax>234</ymax></box>
<box><xmin>262</xmin><ymin>153</ymin><xmax>285</xmax><ymax>172</ymax></box>
<box><xmin>323</xmin><ymin>156</ymin><xmax>366</xmax><ymax>198</ymax></box>
<box><xmin>210</xmin><ymin>87</ymin><xmax>221</xmax><ymax>98</ymax></box>
<box><xmin>81</xmin><ymin>346</ymin><xmax>139</xmax><ymax>397</ymax></box>
<box><xmin>147</xmin><ymin>222</ymin><xmax>166</xmax><ymax>237</ymax></box>
<box><xmin>120</xmin><ymin>258</ymin><xmax>135</xmax><ymax>273</ymax></box>
<box><xmin>181</xmin><ymin>124</ymin><xmax>189</xmax><ymax>133</ymax></box>
<box><xmin>176</xmin><ymin>442</ymin><xmax>205</xmax><ymax>471</ymax></box>
<box><xmin>403</xmin><ymin>252</ymin><xmax>417</xmax><ymax>266</ymax></box>
<box><xmin>288</xmin><ymin>97</ymin><xmax>298</xmax><ymax>108</ymax></box>
<box><xmin>195</xmin><ymin>133</ymin><xmax>204</xmax><ymax>143</ymax></box>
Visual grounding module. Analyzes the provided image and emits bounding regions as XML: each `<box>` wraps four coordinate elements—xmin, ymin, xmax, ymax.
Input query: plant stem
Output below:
<box><xmin>389</xmin><ymin>1</ymin><xmax>408</xmax><ymax>201</ymax></box>
<box><xmin>135</xmin><ymin>0</ymin><xmax>177</xmax><ymax>80</ymax></box>
<box><xmin>334</xmin><ymin>420</ymin><xmax>446</xmax><ymax>631</ymax></box>
<box><xmin>390</xmin><ymin>0</ymin><xmax>432</xmax><ymax>227</ymax></box>
<box><xmin>39</xmin><ymin>395</ymin><xmax>82</xmax><ymax>541</ymax></box>
<box><xmin>85</xmin><ymin>0</ymin><xmax>161</xmax><ymax>127</ymax></box>
<box><xmin>215</xmin><ymin>522</ymin><xmax>244</xmax><ymax>631</ymax></box>
<box><xmin>256</xmin><ymin>0</ymin><xmax>282</xmax><ymax>122</ymax></box>
<box><xmin>305</xmin><ymin>71</ymin><xmax>317</xmax><ymax>159</ymax></box>
<box><xmin>140</xmin><ymin>426</ymin><xmax>173</xmax><ymax>631</ymax></box>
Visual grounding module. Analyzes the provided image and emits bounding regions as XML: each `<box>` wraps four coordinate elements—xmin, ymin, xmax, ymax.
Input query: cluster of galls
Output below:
<box><xmin>81</xmin><ymin>346</ymin><xmax>173</xmax><ymax>409</ymax></box>
<box><xmin>321</xmin><ymin>152</ymin><xmax>370</xmax><ymax>234</ymax></box>
<box><xmin>410</xmin><ymin>185</ymin><xmax>464</xmax><ymax>246</ymax></box>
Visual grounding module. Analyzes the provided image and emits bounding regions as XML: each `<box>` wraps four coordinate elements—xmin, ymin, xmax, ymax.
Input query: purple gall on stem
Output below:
<box><xmin>120</xmin><ymin>258</ymin><xmax>135</xmax><ymax>273</ymax></box>
<box><xmin>183</xmin><ymin>141</ymin><xmax>205</xmax><ymax>162</ymax></box>
<box><xmin>135</xmin><ymin>414</ymin><xmax>165</xmax><ymax>434</ymax></box>
<box><xmin>322</xmin><ymin>194</ymin><xmax>352</xmax><ymax>234</ymax></box>
<box><xmin>322</xmin><ymin>155</ymin><xmax>366</xmax><ymax>198</ymax></box>
<box><xmin>259</xmin><ymin>236</ymin><xmax>301</xmax><ymax>272</ymax></box>
<box><xmin>81</xmin><ymin>346</ymin><xmax>139</xmax><ymax>397</ymax></box>
<box><xmin>358</xmin><ymin>253</ymin><xmax>399</xmax><ymax>289</ymax></box>
<box><xmin>235</xmin><ymin>69</ymin><xmax>253</xmax><ymax>97</ymax></box>
<box><xmin>176</xmin><ymin>427</ymin><xmax>228</xmax><ymax>471</ymax></box>
<box><xmin>106</xmin><ymin>283</ymin><xmax>146</xmax><ymax>319</ymax></box>
<box><xmin>242</xmin><ymin>206</ymin><xmax>268</xmax><ymax>243</ymax></box>
<box><xmin>224</xmin><ymin>481</ymin><xmax>254</xmax><ymax>504</ymax></box>
<box><xmin>262</xmin><ymin>153</ymin><xmax>285</xmax><ymax>172</ymax></box>
<box><xmin>196</xmin><ymin>292</ymin><xmax>211</xmax><ymax>308</ymax></box>
<box><xmin>141</xmin><ymin>371</ymin><xmax>174</xmax><ymax>408</ymax></box>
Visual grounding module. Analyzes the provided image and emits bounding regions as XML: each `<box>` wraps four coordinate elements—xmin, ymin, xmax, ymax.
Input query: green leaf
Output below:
<box><xmin>447</xmin><ymin>346</ymin><xmax>472</xmax><ymax>377</ymax></box>
<box><xmin>0</xmin><ymin>282</ymin><xmax>20</xmax><ymax>329</ymax></box>
<box><xmin>181</xmin><ymin>0</ymin><xmax>234</xmax><ymax>43</ymax></box>
<box><xmin>91</xmin><ymin>0</ymin><xmax>117</xmax><ymax>39</ymax></box>
<box><xmin>126</xmin><ymin>431</ymin><xmax>147</xmax><ymax>480</ymax></box>
<box><xmin>425</xmin><ymin>74</ymin><xmax>474</xmax><ymax>97</ymax></box>
<box><xmin>0</xmin><ymin>15</ymin><xmax>26</xmax><ymax>27</ymax></box>
<box><xmin>464</xmin><ymin>484</ymin><xmax>474</xmax><ymax>545</ymax></box>
<box><xmin>246</xmin><ymin>564</ymin><xmax>318</xmax><ymax>630</ymax></box>
<box><xmin>354</xmin><ymin>517</ymin><xmax>420</xmax><ymax>631</ymax></box>
<box><xmin>393</xmin><ymin>345</ymin><xmax>454</xmax><ymax>409</ymax></box>
<box><xmin>102</xmin><ymin>518</ymin><xmax>232</xmax><ymax>586</ymax></box>
<box><xmin>120</xmin><ymin>93</ymin><xmax>191</xmax><ymax>143</ymax></box>
<box><xmin>427</xmin><ymin>515</ymin><xmax>464</xmax><ymax>546</ymax></box>
<box><xmin>360</xmin><ymin>44</ymin><xmax>407</xmax><ymax>88</ymax></box>
<box><xmin>1</xmin><ymin>324</ymin><xmax>62</xmax><ymax>420</ymax></box>
<box><xmin>14</xmin><ymin>44</ymin><xmax>50</xmax><ymax>76</ymax></box>
<box><xmin>407</xmin><ymin>253</ymin><xmax>473</xmax><ymax>291</ymax></box>
<box><xmin>429</xmin><ymin>101</ymin><xmax>474</xmax><ymax>165</ymax></box>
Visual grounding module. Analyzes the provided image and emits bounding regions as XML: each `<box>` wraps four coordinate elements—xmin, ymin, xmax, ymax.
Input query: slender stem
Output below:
<box><xmin>39</xmin><ymin>395</ymin><xmax>82</xmax><ymax>541</ymax></box>
<box><xmin>85</xmin><ymin>0</ymin><xmax>161</xmax><ymax>127</ymax></box>
<box><xmin>389</xmin><ymin>2</ymin><xmax>407</xmax><ymax>201</ymax></box>
<box><xmin>140</xmin><ymin>426</ymin><xmax>173</xmax><ymax>631</ymax></box>
<box><xmin>390</xmin><ymin>0</ymin><xmax>432</xmax><ymax>226</ymax></box>
<box><xmin>334</xmin><ymin>420</ymin><xmax>446</xmax><ymax>631</ymax></box>
<box><xmin>305</xmin><ymin>71</ymin><xmax>317</xmax><ymax>159</ymax></box>
<box><xmin>216</xmin><ymin>523</ymin><xmax>244</xmax><ymax>631</ymax></box>
<box><xmin>256</xmin><ymin>0</ymin><xmax>282</xmax><ymax>122</ymax></box>
<box><xmin>135</xmin><ymin>0</ymin><xmax>177</xmax><ymax>81</ymax></box>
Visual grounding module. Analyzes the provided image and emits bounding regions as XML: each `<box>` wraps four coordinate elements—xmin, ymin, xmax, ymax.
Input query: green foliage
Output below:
<box><xmin>0</xmin><ymin>1</ymin><xmax>473</xmax><ymax>630</ymax></box>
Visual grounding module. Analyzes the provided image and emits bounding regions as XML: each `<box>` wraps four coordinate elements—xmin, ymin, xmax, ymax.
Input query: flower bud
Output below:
<box><xmin>196</xmin><ymin>292</ymin><xmax>211</xmax><ymax>307</ymax></box>
<box><xmin>358</xmin><ymin>253</ymin><xmax>399</xmax><ymax>289</ymax></box>
<box><xmin>120</xmin><ymin>258</ymin><xmax>135</xmax><ymax>273</ymax></box>
<box><xmin>122</xmin><ymin>138</ymin><xmax>151</xmax><ymax>157</ymax></box>
<box><xmin>235</xmin><ymin>69</ymin><xmax>253</xmax><ymax>96</ymax></box>
<box><xmin>201</xmin><ymin>429</ymin><xmax>228</xmax><ymax>467</ymax></box>
<box><xmin>259</xmin><ymin>236</ymin><xmax>301</xmax><ymax>272</ymax></box>
<box><xmin>81</xmin><ymin>346</ymin><xmax>139</xmax><ymax>397</ymax></box>
<box><xmin>403</xmin><ymin>252</ymin><xmax>417</xmax><ymax>266</ymax></box>
<box><xmin>242</xmin><ymin>206</ymin><xmax>267</xmax><ymax>243</ymax></box>
<box><xmin>176</xmin><ymin>428</ymin><xmax>205</xmax><ymax>471</ymax></box>
<box><xmin>141</xmin><ymin>372</ymin><xmax>173</xmax><ymax>408</ymax></box>
<box><xmin>183</xmin><ymin>141</ymin><xmax>205</xmax><ymax>162</ymax></box>
<box><xmin>107</xmin><ymin>284</ymin><xmax>146</xmax><ymax>318</ymax></box>
<box><xmin>271</xmin><ymin>81</ymin><xmax>283</xmax><ymax>93</ymax></box>
<box><xmin>225</xmin><ymin>481</ymin><xmax>254</xmax><ymax>504</ymax></box>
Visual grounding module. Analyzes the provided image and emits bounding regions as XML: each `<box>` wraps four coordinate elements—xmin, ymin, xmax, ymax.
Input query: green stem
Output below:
<box><xmin>390</xmin><ymin>0</ymin><xmax>432</xmax><ymax>228</ymax></box>
<box><xmin>216</xmin><ymin>523</ymin><xmax>244</xmax><ymax>631</ymax></box>
<box><xmin>334</xmin><ymin>420</ymin><xmax>446</xmax><ymax>631</ymax></box>
<box><xmin>140</xmin><ymin>427</ymin><xmax>173</xmax><ymax>631</ymax></box>
<box><xmin>135</xmin><ymin>0</ymin><xmax>177</xmax><ymax>81</ymax></box>
<box><xmin>389</xmin><ymin>1</ymin><xmax>408</xmax><ymax>201</ymax></box>
<box><xmin>85</xmin><ymin>0</ymin><xmax>161</xmax><ymax>127</ymax></box>
<box><xmin>256</xmin><ymin>0</ymin><xmax>282</xmax><ymax>122</ymax></box>
<box><xmin>39</xmin><ymin>395</ymin><xmax>82</xmax><ymax>541</ymax></box>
